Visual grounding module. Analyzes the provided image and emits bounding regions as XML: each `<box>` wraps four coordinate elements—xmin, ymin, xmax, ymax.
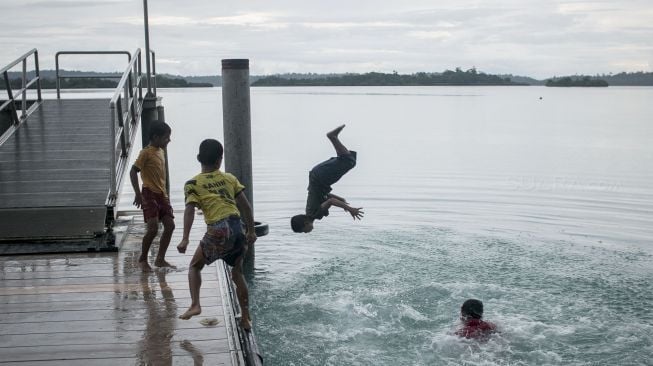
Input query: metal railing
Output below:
<box><xmin>55</xmin><ymin>51</ymin><xmax>131</xmax><ymax>99</ymax></box>
<box><xmin>55</xmin><ymin>50</ymin><xmax>157</xmax><ymax>99</ymax></box>
<box><xmin>0</xmin><ymin>49</ymin><xmax>43</xmax><ymax>143</ymax></box>
<box><xmin>107</xmin><ymin>48</ymin><xmax>151</xmax><ymax>207</ymax></box>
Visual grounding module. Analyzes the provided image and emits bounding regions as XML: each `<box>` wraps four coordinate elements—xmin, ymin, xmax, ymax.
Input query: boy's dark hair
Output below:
<box><xmin>149</xmin><ymin>121</ymin><xmax>172</xmax><ymax>140</ymax></box>
<box><xmin>197</xmin><ymin>139</ymin><xmax>224</xmax><ymax>165</ymax></box>
<box><xmin>290</xmin><ymin>214</ymin><xmax>308</xmax><ymax>233</ymax></box>
<box><xmin>461</xmin><ymin>299</ymin><xmax>484</xmax><ymax>319</ymax></box>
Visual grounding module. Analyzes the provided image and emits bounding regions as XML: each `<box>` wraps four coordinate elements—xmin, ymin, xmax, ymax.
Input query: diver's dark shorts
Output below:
<box><xmin>309</xmin><ymin>151</ymin><xmax>357</xmax><ymax>187</ymax></box>
<box><xmin>200</xmin><ymin>216</ymin><xmax>245</xmax><ymax>266</ymax></box>
<box><xmin>141</xmin><ymin>187</ymin><xmax>174</xmax><ymax>222</ymax></box>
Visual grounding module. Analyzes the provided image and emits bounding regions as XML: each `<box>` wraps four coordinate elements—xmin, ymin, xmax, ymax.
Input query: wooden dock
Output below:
<box><xmin>0</xmin><ymin>213</ymin><xmax>246</xmax><ymax>365</ymax></box>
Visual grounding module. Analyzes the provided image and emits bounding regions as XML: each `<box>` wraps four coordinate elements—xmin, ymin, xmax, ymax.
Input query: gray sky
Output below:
<box><xmin>2</xmin><ymin>0</ymin><xmax>652</xmax><ymax>78</ymax></box>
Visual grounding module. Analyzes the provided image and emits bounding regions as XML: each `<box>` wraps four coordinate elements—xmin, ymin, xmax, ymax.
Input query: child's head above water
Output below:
<box><xmin>461</xmin><ymin>299</ymin><xmax>484</xmax><ymax>320</ymax></box>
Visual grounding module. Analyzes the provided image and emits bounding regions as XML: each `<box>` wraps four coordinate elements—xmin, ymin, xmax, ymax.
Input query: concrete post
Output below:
<box><xmin>221</xmin><ymin>59</ymin><xmax>254</xmax><ymax>265</ymax></box>
<box><xmin>140</xmin><ymin>96</ymin><xmax>160</xmax><ymax>148</ymax></box>
<box><xmin>156</xmin><ymin>105</ymin><xmax>165</xmax><ymax>123</ymax></box>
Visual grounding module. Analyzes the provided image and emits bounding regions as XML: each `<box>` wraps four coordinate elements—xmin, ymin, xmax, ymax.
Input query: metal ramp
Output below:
<box><xmin>0</xmin><ymin>49</ymin><xmax>151</xmax><ymax>254</ymax></box>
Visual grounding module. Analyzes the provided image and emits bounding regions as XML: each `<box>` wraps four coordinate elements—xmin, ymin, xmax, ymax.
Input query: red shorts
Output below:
<box><xmin>141</xmin><ymin>187</ymin><xmax>174</xmax><ymax>222</ymax></box>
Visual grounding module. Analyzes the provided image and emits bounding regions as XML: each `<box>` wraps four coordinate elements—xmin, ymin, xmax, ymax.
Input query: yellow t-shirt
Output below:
<box><xmin>184</xmin><ymin>170</ymin><xmax>245</xmax><ymax>224</ymax></box>
<box><xmin>133</xmin><ymin>145</ymin><xmax>167</xmax><ymax>196</ymax></box>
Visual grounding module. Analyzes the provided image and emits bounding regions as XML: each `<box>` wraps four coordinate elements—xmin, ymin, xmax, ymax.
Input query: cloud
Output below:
<box><xmin>118</xmin><ymin>15</ymin><xmax>194</xmax><ymax>26</ymax></box>
<box><xmin>407</xmin><ymin>31</ymin><xmax>452</xmax><ymax>41</ymax></box>
<box><xmin>2</xmin><ymin>0</ymin><xmax>653</xmax><ymax>76</ymax></box>
<box><xmin>118</xmin><ymin>12</ymin><xmax>290</xmax><ymax>29</ymax></box>
<box><xmin>16</xmin><ymin>0</ymin><xmax>131</xmax><ymax>8</ymax></box>
<box><xmin>299</xmin><ymin>21</ymin><xmax>411</xmax><ymax>30</ymax></box>
<box><xmin>309</xmin><ymin>48</ymin><xmax>403</xmax><ymax>56</ymax></box>
<box><xmin>205</xmin><ymin>12</ymin><xmax>285</xmax><ymax>27</ymax></box>
<box><xmin>156</xmin><ymin>58</ymin><xmax>181</xmax><ymax>65</ymax></box>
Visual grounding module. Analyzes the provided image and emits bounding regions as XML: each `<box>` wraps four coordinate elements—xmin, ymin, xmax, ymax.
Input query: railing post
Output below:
<box><xmin>127</xmin><ymin>71</ymin><xmax>135</xmax><ymax>143</ymax></box>
<box><xmin>34</xmin><ymin>50</ymin><xmax>42</xmax><ymax>102</ymax></box>
<box><xmin>151</xmin><ymin>51</ymin><xmax>157</xmax><ymax>97</ymax></box>
<box><xmin>109</xmin><ymin>105</ymin><xmax>117</xmax><ymax>199</ymax></box>
<box><xmin>137</xmin><ymin>51</ymin><xmax>143</xmax><ymax>101</ymax></box>
<box><xmin>55</xmin><ymin>53</ymin><xmax>61</xmax><ymax>99</ymax></box>
<box><xmin>3</xmin><ymin>71</ymin><xmax>19</xmax><ymax>125</ymax></box>
<box><xmin>116</xmin><ymin>95</ymin><xmax>126</xmax><ymax>158</ymax></box>
<box><xmin>21</xmin><ymin>59</ymin><xmax>26</xmax><ymax>120</ymax></box>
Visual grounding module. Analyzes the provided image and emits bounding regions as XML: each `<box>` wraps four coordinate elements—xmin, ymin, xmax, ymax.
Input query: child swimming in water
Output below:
<box><xmin>455</xmin><ymin>299</ymin><xmax>497</xmax><ymax>339</ymax></box>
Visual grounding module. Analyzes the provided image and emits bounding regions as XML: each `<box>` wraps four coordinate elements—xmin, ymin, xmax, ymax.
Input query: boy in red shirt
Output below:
<box><xmin>455</xmin><ymin>299</ymin><xmax>497</xmax><ymax>339</ymax></box>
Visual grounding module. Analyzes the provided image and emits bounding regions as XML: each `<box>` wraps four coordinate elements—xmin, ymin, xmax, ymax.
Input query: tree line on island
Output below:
<box><xmin>252</xmin><ymin>68</ymin><xmax>523</xmax><ymax>86</ymax></box>
<box><xmin>2</xmin><ymin>71</ymin><xmax>213</xmax><ymax>90</ymax></box>
<box><xmin>545</xmin><ymin>76</ymin><xmax>608</xmax><ymax>87</ymax></box>
<box><xmin>3</xmin><ymin>69</ymin><xmax>653</xmax><ymax>89</ymax></box>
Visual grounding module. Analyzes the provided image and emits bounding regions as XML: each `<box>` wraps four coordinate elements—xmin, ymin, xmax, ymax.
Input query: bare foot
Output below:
<box><xmin>326</xmin><ymin>124</ymin><xmax>346</xmax><ymax>140</ymax></box>
<box><xmin>240</xmin><ymin>317</ymin><xmax>252</xmax><ymax>331</ymax></box>
<box><xmin>138</xmin><ymin>260</ymin><xmax>152</xmax><ymax>272</ymax></box>
<box><xmin>154</xmin><ymin>259</ymin><xmax>176</xmax><ymax>268</ymax></box>
<box><xmin>179</xmin><ymin>305</ymin><xmax>202</xmax><ymax>320</ymax></box>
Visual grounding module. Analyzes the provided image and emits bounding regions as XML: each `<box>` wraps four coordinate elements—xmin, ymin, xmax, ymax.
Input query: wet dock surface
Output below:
<box><xmin>0</xmin><ymin>214</ymin><xmax>242</xmax><ymax>365</ymax></box>
<box><xmin>0</xmin><ymin>99</ymin><xmax>115</xmax><ymax>242</ymax></box>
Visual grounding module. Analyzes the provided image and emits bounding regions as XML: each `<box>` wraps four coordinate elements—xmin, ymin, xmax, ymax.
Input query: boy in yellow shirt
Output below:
<box><xmin>177</xmin><ymin>139</ymin><xmax>257</xmax><ymax>330</ymax></box>
<box><xmin>129</xmin><ymin>121</ymin><xmax>175</xmax><ymax>271</ymax></box>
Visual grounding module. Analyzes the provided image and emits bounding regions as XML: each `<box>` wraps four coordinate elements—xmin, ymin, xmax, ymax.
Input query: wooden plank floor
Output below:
<box><xmin>0</xmin><ymin>99</ymin><xmax>117</xmax><ymax>242</ymax></box>
<box><xmin>0</xmin><ymin>99</ymin><xmax>112</xmax><ymax>208</ymax></box>
<box><xmin>0</xmin><ymin>213</ymin><xmax>242</xmax><ymax>365</ymax></box>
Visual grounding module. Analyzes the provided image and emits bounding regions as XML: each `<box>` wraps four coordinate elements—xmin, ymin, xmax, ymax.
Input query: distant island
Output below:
<box><xmin>252</xmin><ymin>68</ymin><xmax>525</xmax><ymax>86</ymax></box>
<box><xmin>5</xmin><ymin>70</ymin><xmax>653</xmax><ymax>88</ymax></box>
<box><xmin>545</xmin><ymin>76</ymin><xmax>608</xmax><ymax>87</ymax></box>
<box><xmin>3</xmin><ymin>71</ymin><xmax>212</xmax><ymax>90</ymax></box>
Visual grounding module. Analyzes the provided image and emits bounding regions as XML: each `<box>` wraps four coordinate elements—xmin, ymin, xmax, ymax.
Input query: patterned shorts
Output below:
<box><xmin>200</xmin><ymin>216</ymin><xmax>245</xmax><ymax>266</ymax></box>
<box><xmin>141</xmin><ymin>187</ymin><xmax>174</xmax><ymax>222</ymax></box>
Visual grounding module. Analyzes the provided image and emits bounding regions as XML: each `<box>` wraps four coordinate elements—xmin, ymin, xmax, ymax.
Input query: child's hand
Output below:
<box><xmin>133</xmin><ymin>192</ymin><xmax>143</xmax><ymax>208</ymax></box>
<box><xmin>177</xmin><ymin>238</ymin><xmax>189</xmax><ymax>254</ymax></box>
<box><xmin>348</xmin><ymin>207</ymin><xmax>364</xmax><ymax>220</ymax></box>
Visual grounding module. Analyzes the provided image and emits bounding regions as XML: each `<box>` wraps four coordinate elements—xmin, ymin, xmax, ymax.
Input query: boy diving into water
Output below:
<box><xmin>291</xmin><ymin>124</ymin><xmax>364</xmax><ymax>233</ymax></box>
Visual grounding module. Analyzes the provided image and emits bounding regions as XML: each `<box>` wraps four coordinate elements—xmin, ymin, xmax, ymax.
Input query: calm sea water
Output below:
<box><xmin>96</xmin><ymin>85</ymin><xmax>653</xmax><ymax>365</ymax></box>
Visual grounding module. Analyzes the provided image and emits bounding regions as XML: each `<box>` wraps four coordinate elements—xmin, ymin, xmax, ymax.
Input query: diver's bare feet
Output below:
<box><xmin>327</xmin><ymin>124</ymin><xmax>346</xmax><ymax>140</ymax></box>
<box><xmin>154</xmin><ymin>259</ymin><xmax>176</xmax><ymax>268</ymax></box>
<box><xmin>138</xmin><ymin>259</ymin><xmax>152</xmax><ymax>272</ymax></box>
<box><xmin>179</xmin><ymin>305</ymin><xmax>202</xmax><ymax>320</ymax></box>
<box><xmin>240</xmin><ymin>317</ymin><xmax>252</xmax><ymax>331</ymax></box>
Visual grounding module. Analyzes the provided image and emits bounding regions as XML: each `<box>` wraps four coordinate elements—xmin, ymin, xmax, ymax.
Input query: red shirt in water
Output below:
<box><xmin>456</xmin><ymin>318</ymin><xmax>497</xmax><ymax>339</ymax></box>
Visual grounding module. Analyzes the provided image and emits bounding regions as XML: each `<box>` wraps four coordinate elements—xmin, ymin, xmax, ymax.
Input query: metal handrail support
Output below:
<box><xmin>149</xmin><ymin>50</ymin><xmax>157</xmax><ymax>97</ymax></box>
<box><xmin>137</xmin><ymin>52</ymin><xmax>143</xmax><ymax>101</ymax></box>
<box><xmin>0</xmin><ymin>49</ymin><xmax>43</xmax><ymax>144</ymax></box>
<box><xmin>55</xmin><ymin>51</ymin><xmax>131</xmax><ymax>99</ymax></box>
